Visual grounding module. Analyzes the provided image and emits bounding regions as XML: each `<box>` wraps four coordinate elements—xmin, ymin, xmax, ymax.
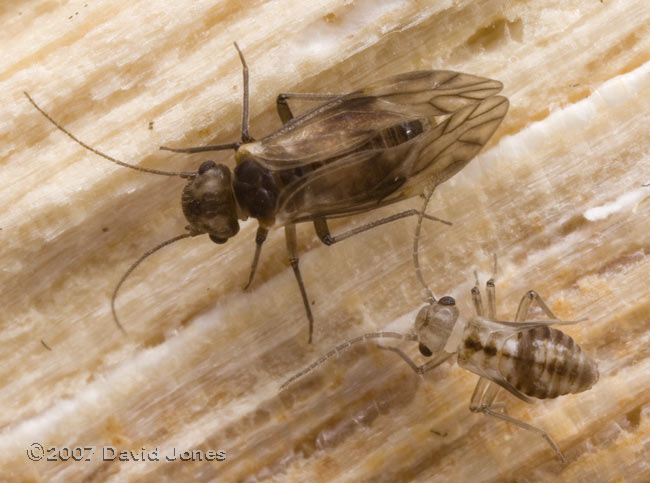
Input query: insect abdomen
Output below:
<box><xmin>499</xmin><ymin>326</ymin><xmax>598</xmax><ymax>399</ymax></box>
<box><xmin>458</xmin><ymin>322</ymin><xmax>598</xmax><ymax>400</ymax></box>
<box><xmin>500</xmin><ymin>326</ymin><xmax>598</xmax><ymax>399</ymax></box>
<box><xmin>362</xmin><ymin>119</ymin><xmax>426</xmax><ymax>150</ymax></box>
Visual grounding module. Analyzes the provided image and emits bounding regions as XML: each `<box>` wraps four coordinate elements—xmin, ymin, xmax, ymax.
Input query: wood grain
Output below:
<box><xmin>1</xmin><ymin>1</ymin><xmax>649</xmax><ymax>481</ymax></box>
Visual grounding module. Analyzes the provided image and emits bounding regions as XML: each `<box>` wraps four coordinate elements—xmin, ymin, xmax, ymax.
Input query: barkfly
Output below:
<box><xmin>282</xmin><ymin>256</ymin><xmax>599</xmax><ymax>462</ymax></box>
<box><xmin>25</xmin><ymin>43</ymin><xmax>508</xmax><ymax>343</ymax></box>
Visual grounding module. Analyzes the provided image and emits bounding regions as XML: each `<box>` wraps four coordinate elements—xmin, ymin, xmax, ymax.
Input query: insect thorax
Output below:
<box><xmin>415</xmin><ymin>297</ymin><xmax>460</xmax><ymax>354</ymax></box>
<box><xmin>232</xmin><ymin>156</ymin><xmax>284</xmax><ymax>225</ymax></box>
<box><xmin>230</xmin><ymin>117</ymin><xmax>433</xmax><ymax>226</ymax></box>
<box><xmin>233</xmin><ymin>150</ymin><xmax>329</xmax><ymax>225</ymax></box>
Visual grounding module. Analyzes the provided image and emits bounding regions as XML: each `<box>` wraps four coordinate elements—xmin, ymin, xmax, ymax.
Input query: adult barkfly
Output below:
<box><xmin>25</xmin><ymin>43</ymin><xmax>508</xmax><ymax>343</ymax></box>
<box><xmin>282</xmin><ymin>257</ymin><xmax>599</xmax><ymax>461</ymax></box>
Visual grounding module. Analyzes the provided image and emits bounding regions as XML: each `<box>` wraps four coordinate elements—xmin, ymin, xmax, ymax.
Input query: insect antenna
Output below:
<box><xmin>280</xmin><ymin>332</ymin><xmax>418</xmax><ymax>391</ymax></box>
<box><xmin>233</xmin><ymin>41</ymin><xmax>253</xmax><ymax>143</ymax></box>
<box><xmin>111</xmin><ymin>232</ymin><xmax>198</xmax><ymax>333</ymax></box>
<box><xmin>413</xmin><ymin>188</ymin><xmax>436</xmax><ymax>304</ymax></box>
<box><xmin>24</xmin><ymin>92</ymin><xmax>195</xmax><ymax>178</ymax></box>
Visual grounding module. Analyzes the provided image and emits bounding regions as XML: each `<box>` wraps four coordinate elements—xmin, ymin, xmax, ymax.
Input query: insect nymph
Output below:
<box><xmin>25</xmin><ymin>44</ymin><xmax>508</xmax><ymax>342</ymax></box>
<box><xmin>282</xmin><ymin>274</ymin><xmax>599</xmax><ymax>462</ymax></box>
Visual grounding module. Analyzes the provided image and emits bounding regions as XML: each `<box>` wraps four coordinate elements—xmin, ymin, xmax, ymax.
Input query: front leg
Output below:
<box><xmin>244</xmin><ymin>225</ymin><xmax>269</xmax><ymax>289</ymax></box>
<box><xmin>285</xmin><ymin>223</ymin><xmax>315</xmax><ymax>343</ymax></box>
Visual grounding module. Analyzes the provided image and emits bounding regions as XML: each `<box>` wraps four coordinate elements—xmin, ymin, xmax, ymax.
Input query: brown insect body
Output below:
<box><xmin>457</xmin><ymin>317</ymin><xmax>599</xmax><ymax>401</ymax></box>
<box><xmin>183</xmin><ymin>70</ymin><xmax>508</xmax><ymax>234</ymax></box>
<box><xmin>174</xmin><ymin>66</ymin><xmax>507</xmax><ymax>343</ymax></box>
<box><xmin>26</xmin><ymin>46</ymin><xmax>508</xmax><ymax>342</ymax></box>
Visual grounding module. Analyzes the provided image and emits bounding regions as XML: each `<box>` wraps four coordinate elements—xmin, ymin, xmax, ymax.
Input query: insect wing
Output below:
<box><xmin>244</xmin><ymin>70</ymin><xmax>504</xmax><ymax>169</ymax></box>
<box><xmin>276</xmin><ymin>147</ymin><xmax>414</xmax><ymax>222</ymax></box>
<box><xmin>360</xmin><ymin>70</ymin><xmax>504</xmax><ymax>111</ymax></box>
<box><xmin>400</xmin><ymin>94</ymin><xmax>509</xmax><ymax>194</ymax></box>
<box><xmin>275</xmin><ymin>95</ymin><xmax>509</xmax><ymax>222</ymax></box>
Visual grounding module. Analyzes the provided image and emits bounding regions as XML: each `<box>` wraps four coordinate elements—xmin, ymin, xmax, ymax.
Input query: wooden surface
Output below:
<box><xmin>1</xmin><ymin>1</ymin><xmax>650</xmax><ymax>481</ymax></box>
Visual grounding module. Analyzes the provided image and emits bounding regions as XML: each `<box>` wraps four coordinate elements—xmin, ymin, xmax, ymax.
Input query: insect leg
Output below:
<box><xmin>285</xmin><ymin>223</ymin><xmax>314</xmax><ymax>343</ymax></box>
<box><xmin>470</xmin><ymin>378</ymin><xmax>566</xmax><ymax>463</ymax></box>
<box><xmin>484</xmin><ymin>409</ymin><xmax>565</xmax><ymax>462</ymax></box>
<box><xmin>276</xmin><ymin>93</ymin><xmax>341</xmax><ymax>124</ymax></box>
<box><xmin>244</xmin><ymin>226</ymin><xmax>269</xmax><ymax>290</ymax></box>
<box><xmin>515</xmin><ymin>290</ymin><xmax>558</xmax><ymax>322</ymax></box>
<box><xmin>486</xmin><ymin>278</ymin><xmax>496</xmax><ymax>319</ymax></box>
<box><xmin>471</xmin><ymin>284</ymin><xmax>484</xmax><ymax>317</ymax></box>
<box><xmin>313</xmin><ymin>211</ymin><xmax>450</xmax><ymax>247</ymax></box>
<box><xmin>161</xmin><ymin>43</ymin><xmax>252</xmax><ymax>153</ymax></box>
<box><xmin>468</xmin><ymin>378</ymin><xmax>507</xmax><ymax>414</ymax></box>
<box><xmin>513</xmin><ymin>291</ymin><xmax>584</xmax><ymax>327</ymax></box>
<box><xmin>469</xmin><ymin>377</ymin><xmax>498</xmax><ymax>410</ymax></box>
<box><xmin>161</xmin><ymin>92</ymin><xmax>339</xmax><ymax>152</ymax></box>
<box><xmin>159</xmin><ymin>142</ymin><xmax>241</xmax><ymax>154</ymax></box>
<box><xmin>376</xmin><ymin>345</ymin><xmax>453</xmax><ymax>375</ymax></box>
<box><xmin>473</xmin><ymin>255</ymin><xmax>498</xmax><ymax>318</ymax></box>
<box><xmin>469</xmin><ymin>377</ymin><xmax>490</xmax><ymax>410</ymax></box>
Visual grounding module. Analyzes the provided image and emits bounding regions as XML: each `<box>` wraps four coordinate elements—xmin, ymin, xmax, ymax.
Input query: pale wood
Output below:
<box><xmin>1</xmin><ymin>0</ymin><xmax>650</xmax><ymax>481</ymax></box>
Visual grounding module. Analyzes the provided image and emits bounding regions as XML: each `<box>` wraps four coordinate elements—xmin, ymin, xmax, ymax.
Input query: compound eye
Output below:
<box><xmin>209</xmin><ymin>234</ymin><xmax>228</xmax><ymax>244</ymax></box>
<box><xmin>438</xmin><ymin>296</ymin><xmax>456</xmax><ymax>306</ymax></box>
<box><xmin>198</xmin><ymin>161</ymin><xmax>217</xmax><ymax>174</ymax></box>
<box><xmin>418</xmin><ymin>343</ymin><xmax>433</xmax><ymax>357</ymax></box>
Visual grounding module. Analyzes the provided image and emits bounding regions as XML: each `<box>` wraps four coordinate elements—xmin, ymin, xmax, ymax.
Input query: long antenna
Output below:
<box><xmin>24</xmin><ymin>92</ymin><xmax>195</xmax><ymax>178</ymax></box>
<box><xmin>413</xmin><ymin>188</ymin><xmax>436</xmax><ymax>303</ymax></box>
<box><xmin>233</xmin><ymin>42</ymin><xmax>253</xmax><ymax>143</ymax></box>
<box><xmin>280</xmin><ymin>332</ymin><xmax>418</xmax><ymax>390</ymax></box>
<box><xmin>111</xmin><ymin>232</ymin><xmax>198</xmax><ymax>333</ymax></box>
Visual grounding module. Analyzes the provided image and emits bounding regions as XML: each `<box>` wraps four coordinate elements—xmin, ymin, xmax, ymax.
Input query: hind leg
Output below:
<box><xmin>469</xmin><ymin>378</ymin><xmax>566</xmax><ymax>463</ymax></box>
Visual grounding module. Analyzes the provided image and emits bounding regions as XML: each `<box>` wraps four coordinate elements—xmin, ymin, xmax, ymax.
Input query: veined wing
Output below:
<box><xmin>276</xmin><ymin>95</ymin><xmax>509</xmax><ymax>223</ymax></box>
<box><xmin>239</xmin><ymin>71</ymin><xmax>504</xmax><ymax>169</ymax></box>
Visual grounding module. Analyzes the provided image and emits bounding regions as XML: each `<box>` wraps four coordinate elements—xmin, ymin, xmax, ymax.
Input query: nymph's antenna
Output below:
<box><xmin>413</xmin><ymin>188</ymin><xmax>436</xmax><ymax>304</ymax></box>
<box><xmin>280</xmin><ymin>332</ymin><xmax>418</xmax><ymax>390</ymax></box>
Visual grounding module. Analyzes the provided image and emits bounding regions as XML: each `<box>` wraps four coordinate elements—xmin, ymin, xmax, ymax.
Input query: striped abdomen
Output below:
<box><xmin>458</xmin><ymin>321</ymin><xmax>599</xmax><ymax>400</ymax></box>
